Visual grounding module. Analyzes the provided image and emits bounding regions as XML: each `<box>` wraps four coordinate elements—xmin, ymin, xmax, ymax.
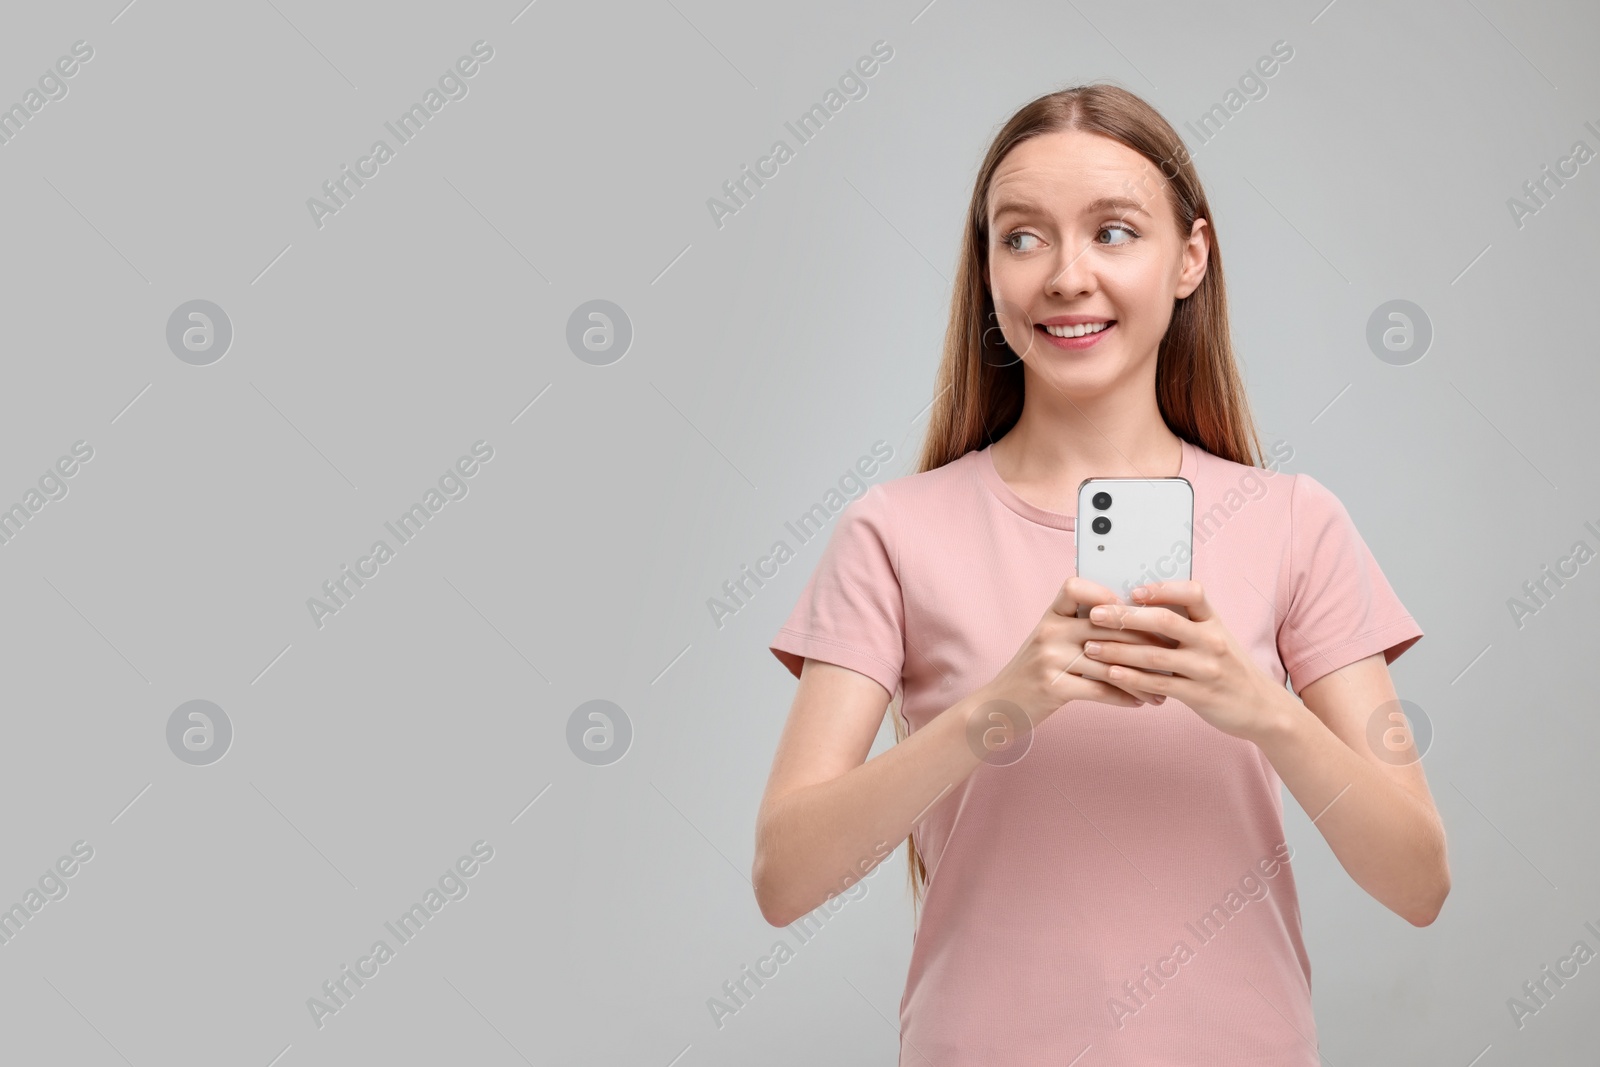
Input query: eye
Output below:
<box><xmin>1100</xmin><ymin>222</ymin><xmax>1140</xmax><ymax>245</ymax></box>
<box><xmin>1002</xmin><ymin>230</ymin><xmax>1041</xmax><ymax>253</ymax></box>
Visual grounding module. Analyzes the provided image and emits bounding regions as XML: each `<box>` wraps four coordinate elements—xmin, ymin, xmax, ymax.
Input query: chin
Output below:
<box><xmin>1038</xmin><ymin>363</ymin><xmax>1124</xmax><ymax>397</ymax></box>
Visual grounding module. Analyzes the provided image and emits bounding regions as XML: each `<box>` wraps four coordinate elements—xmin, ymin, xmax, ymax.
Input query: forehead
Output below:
<box><xmin>987</xmin><ymin>129</ymin><xmax>1171</xmax><ymax>223</ymax></box>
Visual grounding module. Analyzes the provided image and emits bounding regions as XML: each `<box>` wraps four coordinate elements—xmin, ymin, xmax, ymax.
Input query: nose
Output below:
<box><xmin>1046</xmin><ymin>239</ymin><xmax>1095</xmax><ymax>299</ymax></box>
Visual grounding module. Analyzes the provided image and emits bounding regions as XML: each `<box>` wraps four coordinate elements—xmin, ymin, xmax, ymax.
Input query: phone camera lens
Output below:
<box><xmin>1092</xmin><ymin>491</ymin><xmax>1112</xmax><ymax>510</ymax></box>
<box><xmin>1091</xmin><ymin>516</ymin><xmax>1111</xmax><ymax>535</ymax></box>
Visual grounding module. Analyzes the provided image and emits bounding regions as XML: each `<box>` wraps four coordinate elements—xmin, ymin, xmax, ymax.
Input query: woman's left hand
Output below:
<box><xmin>1074</xmin><ymin>580</ymin><xmax>1286</xmax><ymax>743</ymax></box>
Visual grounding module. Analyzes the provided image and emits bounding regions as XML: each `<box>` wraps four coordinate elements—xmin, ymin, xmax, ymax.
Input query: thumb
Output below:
<box><xmin>1050</xmin><ymin>576</ymin><xmax>1113</xmax><ymax>619</ymax></box>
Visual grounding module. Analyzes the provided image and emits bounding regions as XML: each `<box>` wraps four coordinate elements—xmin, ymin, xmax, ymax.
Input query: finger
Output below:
<box><xmin>1129</xmin><ymin>579</ymin><xmax>1210</xmax><ymax>623</ymax></box>
<box><xmin>1051</xmin><ymin>575</ymin><xmax>1118</xmax><ymax>618</ymax></box>
<box><xmin>1071</xmin><ymin>656</ymin><xmax>1169</xmax><ymax>704</ymax></box>
<box><xmin>1083</xmin><ymin>638</ymin><xmax>1194</xmax><ymax>679</ymax></box>
<box><xmin>1105</xmin><ymin>665</ymin><xmax>1173</xmax><ymax>701</ymax></box>
<box><xmin>1068</xmin><ymin>575</ymin><xmax>1120</xmax><ymax>609</ymax></box>
<box><xmin>1096</xmin><ymin>676</ymin><xmax>1166</xmax><ymax>704</ymax></box>
<box><xmin>1081</xmin><ymin>678</ymin><xmax>1149</xmax><ymax>707</ymax></box>
<box><xmin>1087</xmin><ymin>601</ymin><xmax>1190</xmax><ymax>642</ymax></box>
<box><xmin>1057</xmin><ymin>651</ymin><xmax>1153</xmax><ymax>705</ymax></box>
<box><xmin>1082</xmin><ymin>622</ymin><xmax>1173</xmax><ymax>648</ymax></box>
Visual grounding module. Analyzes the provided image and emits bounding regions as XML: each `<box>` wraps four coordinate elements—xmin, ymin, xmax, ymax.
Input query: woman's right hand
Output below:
<box><xmin>981</xmin><ymin>576</ymin><xmax>1169</xmax><ymax>725</ymax></box>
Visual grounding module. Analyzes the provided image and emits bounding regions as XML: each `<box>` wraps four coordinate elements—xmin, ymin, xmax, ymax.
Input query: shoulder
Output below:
<box><xmin>822</xmin><ymin>450</ymin><xmax>985</xmax><ymax>569</ymax></box>
<box><xmin>1187</xmin><ymin>441</ymin><xmax>1296</xmax><ymax>527</ymax></box>
<box><xmin>1287</xmin><ymin>469</ymin><xmax>1356</xmax><ymax>529</ymax></box>
<box><xmin>1194</xmin><ymin>441</ymin><xmax>1292</xmax><ymax>490</ymax></box>
<box><xmin>1191</xmin><ymin>443</ymin><xmax>1352</xmax><ymax>533</ymax></box>
<box><xmin>855</xmin><ymin>448</ymin><xmax>984</xmax><ymax>519</ymax></box>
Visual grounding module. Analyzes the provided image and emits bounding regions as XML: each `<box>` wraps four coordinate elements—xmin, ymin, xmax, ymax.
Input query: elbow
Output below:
<box><xmin>757</xmin><ymin>897</ymin><xmax>794</xmax><ymax>929</ymax></box>
<box><xmin>751</xmin><ymin>847</ymin><xmax>795</xmax><ymax>928</ymax></box>
<box><xmin>754</xmin><ymin>880</ymin><xmax>797</xmax><ymax>929</ymax></box>
<box><xmin>1404</xmin><ymin>863</ymin><xmax>1452</xmax><ymax>928</ymax></box>
<box><xmin>752</xmin><ymin>867</ymin><xmax>779</xmax><ymax>927</ymax></box>
<box><xmin>1399</xmin><ymin>815</ymin><xmax>1452</xmax><ymax>928</ymax></box>
<box><xmin>753</xmin><ymin>807</ymin><xmax>803</xmax><ymax>927</ymax></box>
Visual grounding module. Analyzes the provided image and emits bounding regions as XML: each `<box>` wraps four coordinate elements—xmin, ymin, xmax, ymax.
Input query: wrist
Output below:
<box><xmin>971</xmin><ymin>681</ymin><xmax>1022</xmax><ymax>717</ymax></box>
<box><xmin>954</xmin><ymin>685</ymin><xmax>1046</xmax><ymax>761</ymax></box>
<box><xmin>1244</xmin><ymin>683</ymin><xmax>1304</xmax><ymax>750</ymax></box>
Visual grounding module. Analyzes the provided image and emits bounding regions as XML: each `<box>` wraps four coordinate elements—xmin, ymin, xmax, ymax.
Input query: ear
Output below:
<box><xmin>1175</xmin><ymin>217</ymin><xmax>1209</xmax><ymax>300</ymax></box>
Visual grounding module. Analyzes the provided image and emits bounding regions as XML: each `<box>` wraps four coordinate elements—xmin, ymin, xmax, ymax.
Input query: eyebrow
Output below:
<box><xmin>990</xmin><ymin>195</ymin><xmax>1151</xmax><ymax>222</ymax></box>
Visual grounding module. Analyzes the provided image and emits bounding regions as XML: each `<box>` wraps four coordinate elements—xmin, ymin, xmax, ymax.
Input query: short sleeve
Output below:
<box><xmin>1278</xmin><ymin>473</ymin><xmax>1423</xmax><ymax>695</ymax></box>
<box><xmin>769</xmin><ymin>483</ymin><xmax>905</xmax><ymax>698</ymax></box>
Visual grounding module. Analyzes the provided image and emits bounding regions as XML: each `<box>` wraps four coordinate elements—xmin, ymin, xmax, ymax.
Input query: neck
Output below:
<box><xmin>994</xmin><ymin>382</ymin><xmax>1183</xmax><ymax>485</ymax></box>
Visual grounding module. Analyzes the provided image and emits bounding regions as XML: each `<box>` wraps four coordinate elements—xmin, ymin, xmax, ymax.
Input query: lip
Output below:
<box><xmin>1036</xmin><ymin>320</ymin><xmax>1116</xmax><ymax>350</ymax></box>
<box><xmin>1038</xmin><ymin>314</ymin><xmax>1115</xmax><ymax>326</ymax></box>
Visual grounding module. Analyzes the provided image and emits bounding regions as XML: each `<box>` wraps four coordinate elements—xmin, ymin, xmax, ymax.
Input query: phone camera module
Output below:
<box><xmin>1091</xmin><ymin>516</ymin><xmax>1111</xmax><ymax>535</ymax></box>
<box><xmin>1092</xmin><ymin>491</ymin><xmax>1112</xmax><ymax>510</ymax></box>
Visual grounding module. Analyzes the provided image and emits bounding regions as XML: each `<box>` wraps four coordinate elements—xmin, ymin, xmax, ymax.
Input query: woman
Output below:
<box><xmin>754</xmin><ymin>83</ymin><xmax>1448</xmax><ymax>1066</ymax></box>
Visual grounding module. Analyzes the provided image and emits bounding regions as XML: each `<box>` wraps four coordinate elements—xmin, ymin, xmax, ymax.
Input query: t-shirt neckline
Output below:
<box><xmin>975</xmin><ymin>438</ymin><xmax>1197</xmax><ymax>531</ymax></box>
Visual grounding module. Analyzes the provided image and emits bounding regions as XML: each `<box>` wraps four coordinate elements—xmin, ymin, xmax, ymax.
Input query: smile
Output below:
<box><xmin>1037</xmin><ymin>320</ymin><xmax>1116</xmax><ymax>349</ymax></box>
<box><xmin>1044</xmin><ymin>321</ymin><xmax>1112</xmax><ymax>337</ymax></box>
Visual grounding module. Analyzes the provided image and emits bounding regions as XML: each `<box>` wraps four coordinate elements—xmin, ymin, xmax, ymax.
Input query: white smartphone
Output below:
<box><xmin>1074</xmin><ymin>475</ymin><xmax>1194</xmax><ymax>622</ymax></box>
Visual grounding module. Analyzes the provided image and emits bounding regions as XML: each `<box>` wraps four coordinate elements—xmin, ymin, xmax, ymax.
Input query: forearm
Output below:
<box><xmin>754</xmin><ymin>688</ymin><xmax>993</xmax><ymax>927</ymax></box>
<box><xmin>1249</xmin><ymin>687</ymin><xmax>1449</xmax><ymax>926</ymax></box>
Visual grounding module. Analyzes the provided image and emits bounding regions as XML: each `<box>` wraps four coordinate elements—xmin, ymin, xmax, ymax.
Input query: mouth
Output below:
<box><xmin>1036</xmin><ymin>319</ymin><xmax>1116</xmax><ymax>350</ymax></box>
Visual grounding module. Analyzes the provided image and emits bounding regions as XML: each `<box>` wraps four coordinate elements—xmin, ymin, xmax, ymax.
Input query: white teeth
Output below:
<box><xmin>1044</xmin><ymin>321</ymin><xmax>1111</xmax><ymax>338</ymax></box>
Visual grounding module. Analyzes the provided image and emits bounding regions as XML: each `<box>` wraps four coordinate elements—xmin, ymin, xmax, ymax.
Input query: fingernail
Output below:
<box><xmin>1131</xmin><ymin>586</ymin><xmax>1148</xmax><ymax>600</ymax></box>
<box><xmin>1084</xmin><ymin>641</ymin><xmax>1102</xmax><ymax>655</ymax></box>
<box><xmin>1090</xmin><ymin>606</ymin><xmax>1109</xmax><ymax>621</ymax></box>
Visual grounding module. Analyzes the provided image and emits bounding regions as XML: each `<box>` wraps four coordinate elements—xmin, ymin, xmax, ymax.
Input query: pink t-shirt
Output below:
<box><xmin>768</xmin><ymin>437</ymin><xmax>1423</xmax><ymax>1066</ymax></box>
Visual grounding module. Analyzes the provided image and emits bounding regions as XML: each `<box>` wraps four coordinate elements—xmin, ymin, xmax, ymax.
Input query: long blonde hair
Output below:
<box><xmin>892</xmin><ymin>83</ymin><xmax>1265</xmax><ymax>919</ymax></box>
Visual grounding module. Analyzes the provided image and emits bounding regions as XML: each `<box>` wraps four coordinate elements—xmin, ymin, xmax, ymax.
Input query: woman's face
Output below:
<box><xmin>983</xmin><ymin>128</ymin><xmax>1208</xmax><ymax>399</ymax></box>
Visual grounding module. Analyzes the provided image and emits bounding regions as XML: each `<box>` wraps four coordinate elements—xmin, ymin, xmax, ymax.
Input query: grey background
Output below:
<box><xmin>0</xmin><ymin>0</ymin><xmax>1595</xmax><ymax>1063</ymax></box>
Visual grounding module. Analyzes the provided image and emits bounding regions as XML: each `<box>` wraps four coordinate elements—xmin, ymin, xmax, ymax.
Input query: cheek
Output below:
<box><xmin>988</xmin><ymin>273</ymin><xmax>1034</xmax><ymax>339</ymax></box>
<box><xmin>988</xmin><ymin>258</ymin><xmax>1020</xmax><ymax>302</ymax></box>
<box><xmin>1105</xmin><ymin>266</ymin><xmax>1169</xmax><ymax>328</ymax></box>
